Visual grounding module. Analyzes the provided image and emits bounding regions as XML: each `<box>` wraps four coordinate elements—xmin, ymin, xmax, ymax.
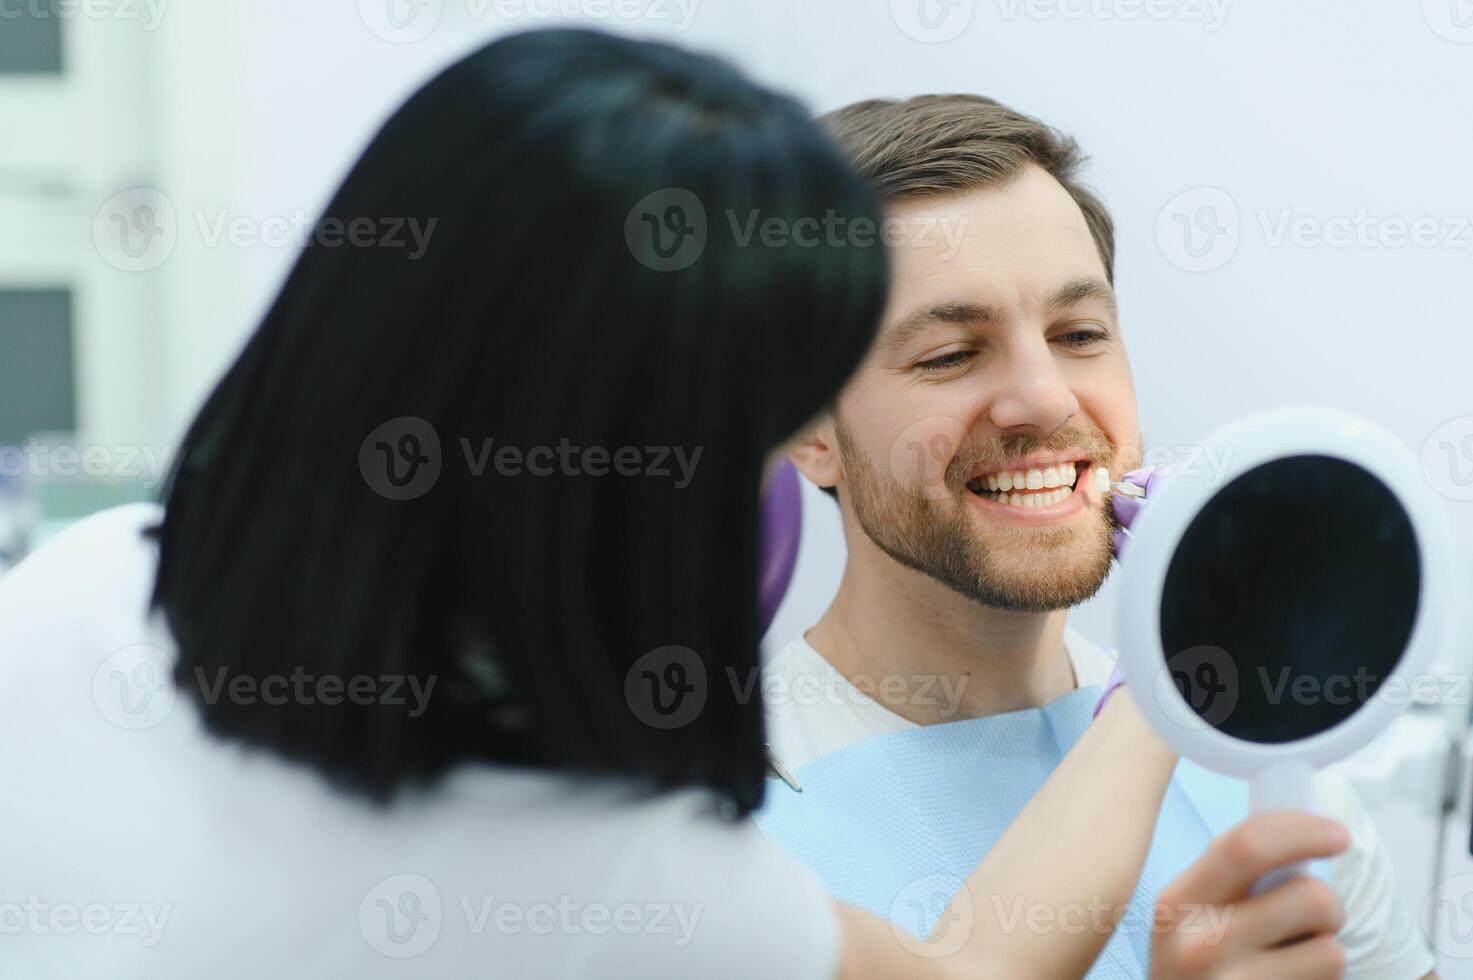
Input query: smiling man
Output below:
<box><xmin>758</xmin><ymin>94</ymin><xmax>1435</xmax><ymax>978</ymax></box>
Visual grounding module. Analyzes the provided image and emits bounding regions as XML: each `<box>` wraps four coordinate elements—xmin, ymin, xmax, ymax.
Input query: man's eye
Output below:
<box><xmin>1056</xmin><ymin>329</ymin><xmax>1108</xmax><ymax>348</ymax></box>
<box><xmin>915</xmin><ymin>350</ymin><xmax>974</xmax><ymax>372</ymax></box>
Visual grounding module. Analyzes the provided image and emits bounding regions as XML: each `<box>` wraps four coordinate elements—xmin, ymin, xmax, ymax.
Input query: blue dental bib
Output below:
<box><xmin>754</xmin><ymin>686</ymin><xmax>1253</xmax><ymax>978</ymax></box>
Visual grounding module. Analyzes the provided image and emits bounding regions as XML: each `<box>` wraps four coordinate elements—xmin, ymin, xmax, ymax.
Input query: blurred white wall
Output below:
<box><xmin>15</xmin><ymin>0</ymin><xmax>1473</xmax><ymax>969</ymax></box>
<box><xmin>129</xmin><ymin>1</ymin><xmax>1473</xmax><ymax>618</ymax></box>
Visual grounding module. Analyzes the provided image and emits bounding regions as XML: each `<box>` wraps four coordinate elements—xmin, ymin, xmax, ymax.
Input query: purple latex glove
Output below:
<box><xmin>1110</xmin><ymin>464</ymin><xmax>1174</xmax><ymax>559</ymax></box>
<box><xmin>758</xmin><ymin>458</ymin><xmax>803</xmax><ymax>634</ymax></box>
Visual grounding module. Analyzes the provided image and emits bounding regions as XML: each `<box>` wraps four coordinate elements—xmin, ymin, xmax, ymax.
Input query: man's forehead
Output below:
<box><xmin>878</xmin><ymin>170</ymin><xmax>1109</xmax><ymax>333</ymax></box>
<box><xmin>886</xmin><ymin>165</ymin><xmax>1096</xmax><ymax>241</ymax></box>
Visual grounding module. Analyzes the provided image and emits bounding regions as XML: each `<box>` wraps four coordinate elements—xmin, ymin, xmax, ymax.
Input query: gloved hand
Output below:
<box><xmin>1111</xmin><ymin>464</ymin><xmax>1174</xmax><ymax>559</ymax></box>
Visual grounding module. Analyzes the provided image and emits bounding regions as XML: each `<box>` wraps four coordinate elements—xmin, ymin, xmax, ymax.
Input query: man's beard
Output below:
<box><xmin>834</xmin><ymin>418</ymin><xmax>1119</xmax><ymax>613</ymax></box>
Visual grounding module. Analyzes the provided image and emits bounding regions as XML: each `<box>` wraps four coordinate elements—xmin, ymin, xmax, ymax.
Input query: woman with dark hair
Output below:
<box><xmin>0</xmin><ymin>28</ymin><xmax>1344</xmax><ymax>979</ymax></box>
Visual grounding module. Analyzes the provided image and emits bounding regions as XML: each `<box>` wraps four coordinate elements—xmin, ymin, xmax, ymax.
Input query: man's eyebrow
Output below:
<box><xmin>878</xmin><ymin>281</ymin><xmax>1115</xmax><ymax>355</ymax></box>
<box><xmin>1049</xmin><ymin>277</ymin><xmax>1117</xmax><ymax>314</ymax></box>
<box><xmin>877</xmin><ymin>302</ymin><xmax>1000</xmax><ymax>354</ymax></box>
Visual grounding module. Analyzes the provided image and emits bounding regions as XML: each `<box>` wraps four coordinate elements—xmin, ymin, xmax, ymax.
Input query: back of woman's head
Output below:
<box><xmin>152</xmin><ymin>28</ymin><xmax>888</xmax><ymax>814</ymax></box>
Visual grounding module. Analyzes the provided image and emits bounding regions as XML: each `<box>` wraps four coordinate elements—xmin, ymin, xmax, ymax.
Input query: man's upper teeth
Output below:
<box><xmin>982</xmin><ymin>464</ymin><xmax>1078</xmax><ymax>493</ymax></box>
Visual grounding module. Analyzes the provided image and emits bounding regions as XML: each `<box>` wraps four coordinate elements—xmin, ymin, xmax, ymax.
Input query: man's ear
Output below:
<box><xmin>787</xmin><ymin>415</ymin><xmax>843</xmax><ymax>493</ymax></box>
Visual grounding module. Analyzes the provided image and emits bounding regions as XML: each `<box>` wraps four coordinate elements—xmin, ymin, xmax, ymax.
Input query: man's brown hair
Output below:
<box><xmin>822</xmin><ymin>94</ymin><xmax>1115</xmax><ymax>281</ymax></box>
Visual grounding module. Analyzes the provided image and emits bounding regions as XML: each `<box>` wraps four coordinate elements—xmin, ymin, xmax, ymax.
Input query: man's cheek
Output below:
<box><xmin>1112</xmin><ymin>439</ymin><xmax>1144</xmax><ymax>476</ymax></box>
<box><xmin>1097</xmin><ymin>371</ymin><xmax>1141</xmax><ymax>471</ymax></box>
<box><xmin>886</xmin><ymin>415</ymin><xmax>972</xmax><ymax>501</ymax></box>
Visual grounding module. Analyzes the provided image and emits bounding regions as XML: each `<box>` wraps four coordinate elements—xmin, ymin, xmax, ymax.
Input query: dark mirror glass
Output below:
<box><xmin>1159</xmin><ymin>455</ymin><xmax>1419</xmax><ymax>744</ymax></box>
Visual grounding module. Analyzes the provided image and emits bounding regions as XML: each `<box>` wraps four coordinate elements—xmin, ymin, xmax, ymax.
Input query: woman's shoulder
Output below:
<box><xmin>0</xmin><ymin>501</ymin><xmax>162</xmax><ymax>617</ymax></box>
<box><xmin>0</xmin><ymin>502</ymin><xmax>166</xmax><ymax>671</ymax></box>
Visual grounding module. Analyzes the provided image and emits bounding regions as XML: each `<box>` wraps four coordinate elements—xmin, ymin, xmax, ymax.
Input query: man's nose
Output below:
<box><xmin>986</xmin><ymin>345</ymin><xmax>1080</xmax><ymax>435</ymax></box>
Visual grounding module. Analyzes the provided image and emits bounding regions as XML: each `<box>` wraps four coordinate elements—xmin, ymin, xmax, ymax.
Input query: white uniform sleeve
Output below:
<box><xmin>1316</xmin><ymin>770</ymin><xmax>1437</xmax><ymax>979</ymax></box>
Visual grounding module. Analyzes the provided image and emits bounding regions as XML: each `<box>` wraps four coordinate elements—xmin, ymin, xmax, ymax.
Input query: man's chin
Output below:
<box><xmin>956</xmin><ymin>522</ymin><xmax>1115</xmax><ymax>611</ymax></box>
<box><xmin>847</xmin><ymin>476</ymin><xmax>1115</xmax><ymax>613</ymax></box>
<box><xmin>976</xmin><ymin>556</ymin><xmax>1112</xmax><ymax>611</ymax></box>
<box><xmin>871</xmin><ymin>525</ymin><xmax>1114</xmax><ymax>613</ymax></box>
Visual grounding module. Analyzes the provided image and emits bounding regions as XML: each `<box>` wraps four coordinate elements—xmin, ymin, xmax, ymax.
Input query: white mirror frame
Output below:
<box><xmin>1116</xmin><ymin>406</ymin><xmax>1456</xmax><ymax>781</ymax></box>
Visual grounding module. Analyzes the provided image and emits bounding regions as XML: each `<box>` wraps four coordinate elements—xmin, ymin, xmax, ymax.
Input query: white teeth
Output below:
<box><xmin>972</xmin><ymin>465</ymin><xmax>1083</xmax><ymax>508</ymax></box>
<box><xmin>1093</xmin><ymin>467</ymin><xmax>1111</xmax><ymax>493</ymax></box>
<box><xmin>978</xmin><ymin>484</ymin><xmax>1075</xmax><ymax>507</ymax></box>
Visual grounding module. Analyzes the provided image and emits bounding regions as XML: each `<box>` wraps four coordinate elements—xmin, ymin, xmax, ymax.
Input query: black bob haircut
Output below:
<box><xmin>150</xmin><ymin>28</ymin><xmax>888</xmax><ymax>816</ymax></box>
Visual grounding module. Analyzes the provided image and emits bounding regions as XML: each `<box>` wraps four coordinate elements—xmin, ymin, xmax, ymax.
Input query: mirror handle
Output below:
<box><xmin>1249</xmin><ymin>759</ymin><xmax>1317</xmax><ymax>894</ymax></box>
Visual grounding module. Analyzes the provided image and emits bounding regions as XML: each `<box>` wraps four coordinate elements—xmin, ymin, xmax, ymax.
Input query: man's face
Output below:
<box><xmin>823</xmin><ymin>164</ymin><xmax>1140</xmax><ymax>612</ymax></box>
